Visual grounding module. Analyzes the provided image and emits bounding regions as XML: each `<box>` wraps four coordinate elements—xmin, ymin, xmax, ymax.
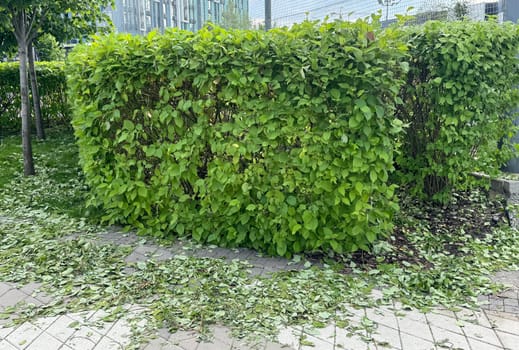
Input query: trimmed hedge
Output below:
<box><xmin>395</xmin><ymin>21</ymin><xmax>519</xmax><ymax>201</ymax></box>
<box><xmin>0</xmin><ymin>61</ymin><xmax>69</xmax><ymax>136</ymax></box>
<box><xmin>67</xmin><ymin>21</ymin><xmax>407</xmax><ymax>256</ymax></box>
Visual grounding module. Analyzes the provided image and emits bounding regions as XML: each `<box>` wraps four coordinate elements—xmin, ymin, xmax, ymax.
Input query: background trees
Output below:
<box><xmin>221</xmin><ymin>0</ymin><xmax>250</xmax><ymax>29</ymax></box>
<box><xmin>0</xmin><ymin>0</ymin><xmax>112</xmax><ymax>176</ymax></box>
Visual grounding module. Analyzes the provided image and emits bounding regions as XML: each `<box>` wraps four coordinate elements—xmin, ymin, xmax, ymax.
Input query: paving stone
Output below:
<box><xmin>365</xmin><ymin>307</ymin><xmax>399</xmax><ymax>330</ymax></box>
<box><xmin>247</xmin><ymin>267</ymin><xmax>264</xmax><ymax>277</ymax></box>
<box><xmin>503</xmin><ymin>298</ymin><xmax>519</xmax><ymax>307</ymax></box>
<box><xmin>498</xmin><ymin>290</ymin><xmax>519</xmax><ymax>299</ymax></box>
<box><xmin>43</xmin><ymin>315</ymin><xmax>77</xmax><ymax>342</ymax></box>
<box><xmin>142</xmin><ymin>337</ymin><xmax>183</xmax><ymax>350</ymax></box>
<box><xmin>19</xmin><ymin>283</ymin><xmax>41</xmax><ymax>296</ymax></box>
<box><xmin>503</xmin><ymin>305</ymin><xmax>519</xmax><ymax>314</ymax></box>
<box><xmin>0</xmin><ymin>325</ymin><xmax>15</xmax><ymax>340</ymax></box>
<box><xmin>20</xmin><ymin>297</ymin><xmax>42</xmax><ymax>308</ymax></box>
<box><xmin>456</xmin><ymin>308</ymin><xmax>477</xmax><ymax>320</ymax></box>
<box><xmin>70</xmin><ymin>324</ymin><xmax>103</xmax><ymax>344</ymax></box>
<box><xmin>135</xmin><ymin>245</ymin><xmax>158</xmax><ymax>256</ymax></box>
<box><xmin>459</xmin><ymin>319</ymin><xmax>502</xmax><ymax>347</ymax></box>
<box><xmin>168</xmin><ymin>330</ymin><xmax>198</xmax><ymax>344</ymax></box>
<box><xmin>487</xmin><ymin>298</ymin><xmax>506</xmax><ymax>312</ymax></box>
<box><xmin>197</xmin><ymin>339</ymin><xmax>232</xmax><ymax>350</ymax></box>
<box><xmin>0</xmin><ymin>283</ymin><xmax>14</xmax><ymax>298</ymax></box>
<box><xmin>88</xmin><ymin>320</ymin><xmax>115</xmax><ymax>336</ymax></box>
<box><xmin>205</xmin><ymin>247</ymin><xmax>236</xmax><ymax>259</ymax></box>
<box><xmin>302</xmin><ymin>324</ymin><xmax>335</xmax><ymax>344</ymax></box>
<box><xmin>125</xmin><ymin>252</ymin><xmax>148</xmax><ymax>263</ymax></box>
<box><xmin>207</xmin><ymin>325</ymin><xmax>232</xmax><ymax>345</ymax></box>
<box><xmin>67</xmin><ymin>310</ymin><xmax>96</xmax><ymax>323</ymax></box>
<box><xmin>229</xmin><ymin>338</ymin><xmax>265</xmax><ymax>350</ymax></box>
<box><xmin>25</xmin><ymin>332</ymin><xmax>62</xmax><ymax>350</ymax></box>
<box><xmin>467</xmin><ymin>338</ymin><xmax>504</xmax><ymax>350</ymax></box>
<box><xmin>32</xmin><ymin>292</ymin><xmax>53</xmax><ymax>305</ymax></box>
<box><xmin>371</xmin><ymin>324</ymin><xmax>401</xmax><ymax>349</ymax></box>
<box><xmin>175</xmin><ymin>336</ymin><xmax>200</xmax><ymax>350</ymax></box>
<box><xmin>368</xmin><ymin>289</ymin><xmax>384</xmax><ymax>300</ymax></box>
<box><xmin>276</xmin><ymin>327</ymin><xmax>301</xmax><ymax>349</ymax></box>
<box><xmin>156</xmin><ymin>328</ymin><xmax>172</xmax><ymax>340</ymax></box>
<box><xmin>65</xmin><ymin>335</ymin><xmax>98</xmax><ymax>350</ymax></box>
<box><xmin>469</xmin><ymin>310</ymin><xmax>494</xmax><ymax>329</ymax></box>
<box><xmin>153</xmin><ymin>248</ymin><xmax>174</xmax><ymax>261</ymax></box>
<box><xmin>429</xmin><ymin>326</ymin><xmax>471</xmax><ymax>350</ymax></box>
<box><xmin>232</xmin><ymin>249</ymin><xmax>255</xmax><ymax>262</ymax></box>
<box><xmin>334</xmin><ymin>330</ymin><xmax>369</xmax><ymax>350</ymax></box>
<box><xmin>399</xmin><ymin>333</ymin><xmax>435</xmax><ymax>350</ymax></box>
<box><xmin>0</xmin><ymin>340</ymin><xmax>18</xmax><ymax>350</ymax></box>
<box><xmin>496</xmin><ymin>330</ymin><xmax>519</xmax><ymax>350</ymax></box>
<box><xmin>486</xmin><ymin>311</ymin><xmax>519</xmax><ymax>335</ymax></box>
<box><xmin>344</xmin><ymin>306</ymin><xmax>366</xmax><ymax>324</ymax></box>
<box><xmin>477</xmin><ymin>295</ymin><xmax>491</xmax><ymax>308</ymax></box>
<box><xmin>4</xmin><ymin>323</ymin><xmax>42</xmax><ymax>349</ymax></box>
<box><xmin>395</xmin><ymin>309</ymin><xmax>426</xmax><ymax>322</ymax></box>
<box><xmin>263</xmin><ymin>341</ymin><xmax>294</xmax><ymax>350</ymax></box>
<box><xmin>0</xmin><ymin>290</ymin><xmax>28</xmax><ymax>309</ymax></box>
<box><xmin>431</xmin><ymin>307</ymin><xmax>456</xmax><ymax>319</ymax></box>
<box><xmin>396</xmin><ymin>314</ymin><xmax>433</xmax><ymax>342</ymax></box>
<box><xmin>30</xmin><ymin>316</ymin><xmax>58</xmax><ymax>331</ymax></box>
<box><xmin>92</xmin><ymin>336</ymin><xmax>125</xmax><ymax>350</ymax></box>
<box><xmin>426</xmin><ymin>313</ymin><xmax>466</xmax><ymax>336</ymax></box>
<box><xmin>491</xmin><ymin>271</ymin><xmax>519</xmax><ymax>289</ymax></box>
<box><xmin>300</xmin><ymin>333</ymin><xmax>334</xmax><ymax>350</ymax></box>
<box><xmin>0</xmin><ymin>317</ymin><xmax>16</xmax><ymax>329</ymax></box>
<box><xmin>104</xmin><ymin>319</ymin><xmax>132</xmax><ymax>344</ymax></box>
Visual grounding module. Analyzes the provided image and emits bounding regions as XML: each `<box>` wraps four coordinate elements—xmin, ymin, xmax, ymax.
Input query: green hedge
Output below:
<box><xmin>395</xmin><ymin>21</ymin><xmax>519</xmax><ymax>201</ymax></box>
<box><xmin>0</xmin><ymin>61</ymin><xmax>69</xmax><ymax>137</ymax></box>
<box><xmin>67</xmin><ymin>21</ymin><xmax>407</xmax><ymax>256</ymax></box>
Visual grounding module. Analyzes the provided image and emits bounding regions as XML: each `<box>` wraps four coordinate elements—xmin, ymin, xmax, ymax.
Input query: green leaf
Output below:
<box><xmin>303</xmin><ymin>211</ymin><xmax>318</xmax><ymax>231</ymax></box>
<box><xmin>276</xmin><ymin>241</ymin><xmax>287</xmax><ymax>256</ymax></box>
<box><xmin>123</xmin><ymin>120</ymin><xmax>134</xmax><ymax>131</ymax></box>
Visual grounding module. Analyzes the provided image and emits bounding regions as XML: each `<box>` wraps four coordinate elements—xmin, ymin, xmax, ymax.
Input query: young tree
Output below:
<box><xmin>35</xmin><ymin>33</ymin><xmax>64</xmax><ymax>61</ymax></box>
<box><xmin>453</xmin><ymin>1</ymin><xmax>469</xmax><ymax>20</ymax></box>
<box><xmin>0</xmin><ymin>15</ymin><xmax>16</xmax><ymax>59</ymax></box>
<box><xmin>414</xmin><ymin>0</ymin><xmax>450</xmax><ymax>24</ymax></box>
<box><xmin>0</xmin><ymin>0</ymin><xmax>113</xmax><ymax>176</ymax></box>
<box><xmin>221</xmin><ymin>0</ymin><xmax>250</xmax><ymax>30</ymax></box>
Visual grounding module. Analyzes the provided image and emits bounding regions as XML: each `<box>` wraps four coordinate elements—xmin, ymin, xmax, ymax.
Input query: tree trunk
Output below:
<box><xmin>28</xmin><ymin>41</ymin><xmax>45</xmax><ymax>140</ymax></box>
<box><xmin>14</xmin><ymin>9</ymin><xmax>35</xmax><ymax>176</ymax></box>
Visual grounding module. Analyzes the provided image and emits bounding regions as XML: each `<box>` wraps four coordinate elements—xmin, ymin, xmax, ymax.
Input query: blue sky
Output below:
<box><xmin>249</xmin><ymin>0</ymin><xmax>448</xmax><ymax>25</ymax></box>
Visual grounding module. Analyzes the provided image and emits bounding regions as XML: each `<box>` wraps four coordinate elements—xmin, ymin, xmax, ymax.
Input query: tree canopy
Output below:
<box><xmin>220</xmin><ymin>0</ymin><xmax>250</xmax><ymax>30</ymax></box>
<box><xmin>0</xmin><ymin>0</ymin><xmax>113</xmax><ymax>175</ymax></box>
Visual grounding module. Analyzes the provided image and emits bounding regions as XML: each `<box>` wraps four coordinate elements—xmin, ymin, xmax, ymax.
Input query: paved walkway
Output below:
<box><xmin>0</xmin><ymin>228</ymin><xmax>518</xmax><ymax>350</ymax></box>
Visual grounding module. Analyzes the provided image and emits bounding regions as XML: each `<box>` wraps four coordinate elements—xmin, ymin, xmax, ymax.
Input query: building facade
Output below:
<box><xmin>466</xmin><ymin>0</ymin><xmax>518</xmax><ymax>23</ymax></box>
<box><xmin>108</xmin><ymin>0</ymin><xmax>249</xmax><ymax>35</ymax></box>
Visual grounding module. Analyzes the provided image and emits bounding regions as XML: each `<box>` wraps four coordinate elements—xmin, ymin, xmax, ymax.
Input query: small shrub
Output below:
<box><xmin>395</xmin><ymin>20</ymin><xmax>519</xmax><ymax>202</ymax></box>
<box><xmin>0</xmin><ymin>61</ymin><xmax>69</xmax><ymax>137</ymax></box>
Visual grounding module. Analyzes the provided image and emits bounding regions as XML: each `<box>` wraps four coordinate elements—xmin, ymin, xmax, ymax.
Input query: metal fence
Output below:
<box><xmin>249</xmin><ymin>0</ymin><xmax>513</xmax><ymax>30</ymax></box>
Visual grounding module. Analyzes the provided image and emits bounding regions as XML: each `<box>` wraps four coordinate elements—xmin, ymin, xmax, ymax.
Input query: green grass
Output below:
<box><xmin>0</xmin><ymin>129</ymin><xmax>87</xmax><ymax>217</ymax></box>
<box><xmin>0</xmin><ymin>136</ymin><xmax>22</xmax><ymax>188</ymax></box>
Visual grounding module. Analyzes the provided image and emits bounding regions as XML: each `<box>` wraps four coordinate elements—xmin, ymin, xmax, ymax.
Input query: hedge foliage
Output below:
<box><xmin>395</xmin><ymin>21</ymin><xmax>519</xmax><ymax>201</ymax></box>
<box><xmin>67</xmin><ymin>20</ymin><xmax>407</xmax><ymax>256</ymax></box>
<box><xmin>0</xmin><ymin>61</ymin><xmax>69</xmax><ymax>136</ymax></box>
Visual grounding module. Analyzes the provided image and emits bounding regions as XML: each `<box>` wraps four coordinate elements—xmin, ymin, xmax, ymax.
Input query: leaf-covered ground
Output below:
<box><xmin>1</xmin><ymin>130</ymin><xmax>519</xmax><ymax>347</ymax></box>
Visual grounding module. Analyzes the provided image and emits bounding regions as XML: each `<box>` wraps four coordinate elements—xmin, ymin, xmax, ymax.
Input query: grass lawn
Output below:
<box><xmin>1</xmin><ymin>129</ymin><xmax>519</xmax><ymax>345</ymax></box>
<box><xmin>0</xmin><ymin>129</ymin><xmax>87</xmax><ymax>217</ymax></box>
